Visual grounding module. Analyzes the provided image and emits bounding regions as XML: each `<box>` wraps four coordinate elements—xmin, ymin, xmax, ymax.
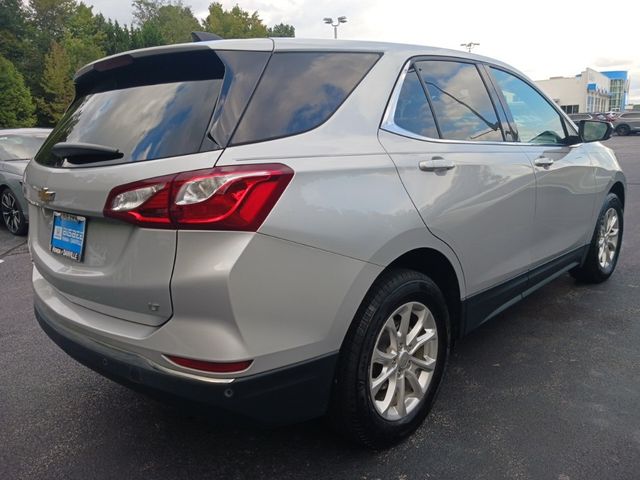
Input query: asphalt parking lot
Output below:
<box><xmin>1</xmin><ymin>135</ymin><xmax>639</xmax><ymax>480</ymax></box>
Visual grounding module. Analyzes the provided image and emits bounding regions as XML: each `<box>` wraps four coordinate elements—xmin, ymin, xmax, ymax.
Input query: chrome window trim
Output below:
<box><xmin>380</xmin><ymin>58</ymin><xmax>577</xmax><ymax>148</ymax></box>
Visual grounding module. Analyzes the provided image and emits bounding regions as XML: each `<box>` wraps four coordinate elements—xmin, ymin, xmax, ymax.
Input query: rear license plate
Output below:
<box><xmin>50</xmin><ymin>212</ymin><xmax>86</xmax><ymax>262</ymax></box>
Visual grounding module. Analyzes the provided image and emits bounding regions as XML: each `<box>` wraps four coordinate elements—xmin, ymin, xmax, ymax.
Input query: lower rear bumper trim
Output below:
<box><xmin>35</xmin><ymin>305</ymin><xmax>339</xmax><ymax>425</ymax></box>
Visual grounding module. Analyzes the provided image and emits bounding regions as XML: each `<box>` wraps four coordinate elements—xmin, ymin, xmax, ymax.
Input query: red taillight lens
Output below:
<box><xmin>103</xmin><ymin>164</ymin><xmax>293</xmax><ymax>231</ymax></box>
<box><xmin>166</xmin><ymin>355</ymin><xmax>252</xmax><ymax>373</ymax></box>
<box><xmin>104</xmin><ymin>175</ymin><xmax>175</xmax><ymax>228</ymax></box>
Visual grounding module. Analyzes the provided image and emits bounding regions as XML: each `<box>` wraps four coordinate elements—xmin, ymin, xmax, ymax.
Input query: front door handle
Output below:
<box><xmin>534</xmin><ymin>156</ymin><xmax>554</xmax><ymax>168</ymax></box>
<box><xmin>419</xmin><ymin>156</ymin><xmax>456</xmax><ymax>172</ymax></box>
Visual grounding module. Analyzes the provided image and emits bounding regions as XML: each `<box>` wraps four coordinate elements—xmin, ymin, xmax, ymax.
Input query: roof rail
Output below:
<box><xmin>191</xmin><ymin>31</ymin><xmax>223</xmax><ymax>42</ymax></box>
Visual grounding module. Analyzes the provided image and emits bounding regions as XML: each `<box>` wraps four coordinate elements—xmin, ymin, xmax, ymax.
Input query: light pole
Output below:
<box><xmin>323</xmin><ymin>16</ymin><xmax>347</xmax><ymax>39</ymax></box>
<box><xmin>460</xmin><ymin>42</ymin><xmax>480</xmax><ymax>53</ymax></box>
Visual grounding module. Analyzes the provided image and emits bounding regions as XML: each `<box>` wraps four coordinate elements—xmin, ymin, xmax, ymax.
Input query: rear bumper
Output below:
<box><xmin>35</xmin><ymin>305</ymin><xmax>338</xmax><ymax>425</ymax></box>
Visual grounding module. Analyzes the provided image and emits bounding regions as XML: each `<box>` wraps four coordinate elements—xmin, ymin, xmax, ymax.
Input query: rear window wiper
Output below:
<box><xmin>51</xmin><ymin>142</ymin><xmax>124</xmax><ymax>165</ymax></box>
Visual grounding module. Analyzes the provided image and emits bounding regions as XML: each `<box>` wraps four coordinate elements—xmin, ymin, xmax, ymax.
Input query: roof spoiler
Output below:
<box><xmin>191</xmin><ymin>31</ymin><xmax>223</xmax><ymax>42</ymax></box>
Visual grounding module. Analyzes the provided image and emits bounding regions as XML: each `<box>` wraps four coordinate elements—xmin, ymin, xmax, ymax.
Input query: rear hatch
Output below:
<box><xmin>25</xmin><ymin>42</ymin><xmax>272</xmax><ymax>326</ymax></box>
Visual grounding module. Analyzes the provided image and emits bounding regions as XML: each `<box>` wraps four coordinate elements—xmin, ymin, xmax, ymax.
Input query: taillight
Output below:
<box><xmin>103</xmin><ymin>164</ymin><xmax>293</xmax><ymax>231</ymax></box>
<box><xmin>104</xmin><ymin>175</ymin><xmax>175</xmax><ymax>228</ymax></box>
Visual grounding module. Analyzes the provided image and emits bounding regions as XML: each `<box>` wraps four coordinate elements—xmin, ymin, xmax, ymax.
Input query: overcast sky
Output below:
<box><xmin>85</xmin><ymin>0</ymin><xmax>640</xmax><ymax>104</ymax></box>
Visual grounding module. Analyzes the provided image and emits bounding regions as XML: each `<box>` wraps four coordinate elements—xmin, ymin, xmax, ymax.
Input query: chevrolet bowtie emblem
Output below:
<box><xmin>36</xmin><ymin>187</ymin><xmax>56</xmax><ymax>203</ymax></box>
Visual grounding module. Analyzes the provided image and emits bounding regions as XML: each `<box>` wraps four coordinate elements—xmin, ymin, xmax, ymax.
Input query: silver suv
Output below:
<box><xmin>25</xmin><ymin>39</ymin><xmax>625</xmax><ymax>447</ymax></box>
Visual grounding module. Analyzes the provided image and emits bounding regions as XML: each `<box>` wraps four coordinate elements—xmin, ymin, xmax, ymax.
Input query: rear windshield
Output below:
<box><xmin>230</xmin><ymin>52</ymin><xmax>381</xmax><ymax>145</ymax></box>
<box><xmin>35</xmin><ymin>49</ymin><xmax>269</xmax><ymax>167</ymax></box>
<box><xmin>0</xmin><ymin>134</ymin><xmax>48</xmax><ymax>161</ymax></box>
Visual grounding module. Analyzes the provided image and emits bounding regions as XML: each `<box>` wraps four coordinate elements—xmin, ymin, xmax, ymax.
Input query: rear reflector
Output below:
<box><xmin>166</xmin><ymin>355</ymin><xmax>252</xmax><ymax>373</ymax></box>
<box><xmin>103</xmin><ymin>164</ymin><xmax>293</xmax><ymax>231</ymax></box>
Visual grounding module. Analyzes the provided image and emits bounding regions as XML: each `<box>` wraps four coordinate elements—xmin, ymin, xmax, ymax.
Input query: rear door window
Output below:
<box><xmin>415</xmin><ymin>60</ymin><xmax>503</xmax><ymax>142</ymax></box>
<box><xmin>230</xmin><ymin>52</ymin><xmax>380</xmax><ymax>145</ymax></box>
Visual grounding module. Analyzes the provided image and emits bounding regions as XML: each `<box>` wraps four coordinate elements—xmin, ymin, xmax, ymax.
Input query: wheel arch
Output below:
<box><xmin>385</xmin><ymin>248</ymin><xmax>463</xmax><ymax>342</ymax></box>
<box><xmin>609</xmin><ymin>181</ymin><xmax>625</xmax><ymax>208</ymax></box>
<box><xmin>338</xmin><ymin>247</ymin><xmax>464</xmax><ymax>352</ymax></box>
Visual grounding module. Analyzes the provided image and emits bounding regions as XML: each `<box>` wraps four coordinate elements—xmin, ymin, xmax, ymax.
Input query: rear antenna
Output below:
<box><xmin>191</xmin><ymin>31</ymin><xmax>223</xmax><ymax>42</ymax></box>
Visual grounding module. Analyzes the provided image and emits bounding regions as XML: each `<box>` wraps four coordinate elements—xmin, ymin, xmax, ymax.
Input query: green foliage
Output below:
<box><xmin>202</xmin><ymin>3</ymin><xmax>268</xmax><ymax>38</ymax></box>
<box><xmin>0</xmin><ymin>0</ymin><xmax>296</xmax><ymax>127</ymax></box>
<box><xmin>0</xmin><ymin>55</ymin><xmax>36</xmax><ymax>128</ymax></box>
<box><xmin>133</xmin><ymin>1</ymin><xmax>201</xmax><ymax>45</ymax></box>
<box><xmin>132</xmin><ymin>0</ymin><xmax>165</xmax><ymax>25</ymax></box>
<box><xmin>155</xmin><ymin>4</ymin><xmax>201</xmax><ymax>44</ymax></box>
<box><xmin>268</xmin><ymin>23</ymin><xmax>295</xmax><ymax>38</ymax></box>
<box><xmin>0</xmin><ymin>0</ymin><xmax>29</xmax><ymax>63</ymax></box>
<box><xmin>28</xmin><ymin>0</ymin><xmax>76</xmax><ymax>41</ymax></box>
<box><xmin>64</xmin><ymin>4</ymin><xmax>106</xmax><ymax>72</ymax></box>
<box><xmin>38</xmin><ymin>41</ymin><xmax>74</xmax><ymax>126</ymax></box>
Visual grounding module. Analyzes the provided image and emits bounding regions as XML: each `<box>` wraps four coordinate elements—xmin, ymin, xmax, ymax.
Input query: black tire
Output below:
<box><xmin>330</xmin><ymin>269</ymin><xmax>450</xmax><ymax>448</ymax></box>
<box><xmin>1</xmin><ymin>188</ymin><xmax>28</xmax><ymax>236</ymax></box>
<box><xmin>616</xmin><ymin>124</ymin><xmax>630</xmax><ymax>136</ymax></box>
<box><xmin>570</xmin><ymin>193</ymin><xmax>623</xmax><ymax>283</ymax></box>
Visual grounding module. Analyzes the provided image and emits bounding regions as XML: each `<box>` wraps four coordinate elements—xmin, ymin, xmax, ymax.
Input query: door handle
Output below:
<box><xmin>418</xmin><ymin>156</ymin><xmax>456</xmax><ymax>172</ymax></box>
<box><xmin>534</xmin><ymin>156</ymin><xmax>554</xmax><ymax>168</ymax></box>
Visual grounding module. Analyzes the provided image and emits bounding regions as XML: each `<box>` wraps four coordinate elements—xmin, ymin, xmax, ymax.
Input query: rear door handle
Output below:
<box><xmin>418</xmin><ymin>156</ymin><xmax>456</xmax><ymax>172</ymax></box>
<box><xmin>534</xmin><ymin>156</ymin><xmax>554</xmax><ymax>168</ymax></box>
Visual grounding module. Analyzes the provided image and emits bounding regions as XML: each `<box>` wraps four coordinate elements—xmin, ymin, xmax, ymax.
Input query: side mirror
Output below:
<box><xmin>578</xmin><ymin>120</ymin><xmax>613</xmax><ymax>143</ymax></box>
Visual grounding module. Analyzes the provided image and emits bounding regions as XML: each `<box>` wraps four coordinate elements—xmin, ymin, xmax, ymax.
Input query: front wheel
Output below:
<box><xmin>616</xmin><ymin>124</ymin><xmax>631</xmax><ymax>136</ymax></box>
<box><xmin>331</xmin><ymin>269</ymin><xmax>449</xmax><ymax>448</ymax></box>
<box><xmin>571</xmin><ymin>193</ymin><xmax>623</xmax><ymax>283</ymax></box>
<box><xmin>1</xmin><ymin>188</ymin><xmax>28</xmax><ymax>236</ymax></box>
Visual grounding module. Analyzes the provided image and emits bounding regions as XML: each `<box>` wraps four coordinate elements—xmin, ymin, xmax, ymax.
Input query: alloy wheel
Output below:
<box><xmin>1</xmin><ymin>190</ymin><xmax>23</xmax><ymax>234</ymax></box>
<box><xmin>597</xmin><ymin>207</ymin><xmax>619</xmax><ymax>270</ymax></box>
<box><xmin>369</xmin><ymin>301</ymin><xmax>438</xmax><ymax>421</ymax></box>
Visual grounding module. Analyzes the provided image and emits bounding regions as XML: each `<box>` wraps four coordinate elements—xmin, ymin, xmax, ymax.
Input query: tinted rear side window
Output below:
<box><xmin>393</xmin><ymin>69</ymin><xmax>439</xmax><ymax>138</ymax></box>
<box><xmin>230</xmin><ymin>52</ymin><xmax>380</xmax><ymax>145</ymax></box>
<box><xmin>415</xmin><ymin>60</ymin><xmax>503</xmax><ymax>142</ymax></box>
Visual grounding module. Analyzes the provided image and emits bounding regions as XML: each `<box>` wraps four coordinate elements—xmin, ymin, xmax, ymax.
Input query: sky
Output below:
<box><xmin>85</xmin><ymin>0</ymin><xmax>640</xmax><ymax>104</ymax></box>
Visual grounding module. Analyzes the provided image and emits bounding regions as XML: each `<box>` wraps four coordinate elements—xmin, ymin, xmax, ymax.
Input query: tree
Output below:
<box><xmin>131</xmin><ymin>20</ymin><xmax>164</xmax><ymax>48</ymax></box>
<box><xmin>0</xmin><ymin>0</ymin><xmax>29</xmax><ymax>63</ymax></box>
<box><xmin>155</xmin><ymin>4</ymin><xmax>200</xmax><ymax>44</ymax></box>
<box><xmin>132</xmin><ymin>0</ymin><xmax>200</xmax><ymax>46</ymax></box>
<box><xmin>94</xmin><ymin>16</ymin><xmax>132</xmax><ymax>56</ymax></box>
<box><xmin>0</xmin><ymin>55</ymin><xmax>36</xmax><ymax>128</ymax></box>
<box><xmin>132</xmin><ymin>0</ymin><xmax>165</xmax><ymax>26</ymax></box>
<box><xmin>202</xmin><ymin>3</ymin><xmax>268</xmax><ymax>39</ymax></box>
<box><xmin>64</xmin><ymin>4</ymin><xmax>106</xmax><ymax>72</ymax></box>
<box><xmin>28</xmin><ymin>0</ymin><xmax>76</xmax><ymax>41</ymax></box>
<box><xmin>268</xmin><ymin>23</ymin><xmax>295</xmax><ymax>38</ymax></box>
<box><xmin>38</xmin><ymin>41</ymin><xmax>74</xmax><ymax>126</ymax></box>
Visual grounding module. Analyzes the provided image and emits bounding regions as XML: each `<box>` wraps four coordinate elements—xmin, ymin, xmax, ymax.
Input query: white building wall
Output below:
<box><xmin>535</xmin><ymin>68</ymin><xmax>611</xmax><ymax>113</ymax></box>
<box><xmin>536</xmin><ymin>76</ymin><xmax>586</xmax><ymax>112</ymax></box>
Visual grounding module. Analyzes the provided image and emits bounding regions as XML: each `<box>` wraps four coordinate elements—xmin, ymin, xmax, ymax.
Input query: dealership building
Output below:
<box><xmin>535</xmin><ymin>69</ymin><xmax>630</xmax><ymax>113</ymax></box>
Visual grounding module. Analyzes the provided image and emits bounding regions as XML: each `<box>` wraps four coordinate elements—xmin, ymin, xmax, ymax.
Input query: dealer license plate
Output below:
<box><xmin>50</xmin><ymin>212</ymin><xmax>86</xmax><ymax>262</ymax></box>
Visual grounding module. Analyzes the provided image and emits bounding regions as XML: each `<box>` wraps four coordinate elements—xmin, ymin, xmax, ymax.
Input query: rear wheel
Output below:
<box><xmin>571</xmin><ymin>193</ymin><xmax>623</xmax><ymax>283</ymax></box>
<box><xmin>616</xmin><ymin>124</ymin><xmax>630</xmax><ymax>136</ymax></box>
<box><xmin>1</xmin><ymin>188</ymin><xmax>28</xmax><ymax>236</ymax></box>
<box><xmin>331</xmin><ymin>269</ymin><xmax>449</xmax><ymax>448</ymax></box>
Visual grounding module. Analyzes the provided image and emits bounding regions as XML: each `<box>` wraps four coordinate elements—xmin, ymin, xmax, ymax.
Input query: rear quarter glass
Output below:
<box><xmin>230</xmin><ymin>51</ymin><xmax>381</xmax><ymax>145</ymax></box>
